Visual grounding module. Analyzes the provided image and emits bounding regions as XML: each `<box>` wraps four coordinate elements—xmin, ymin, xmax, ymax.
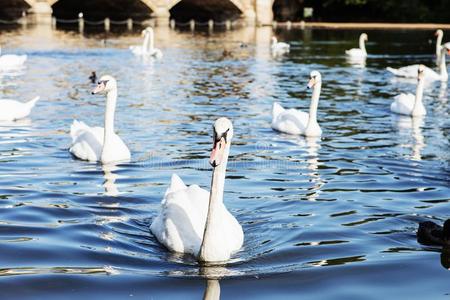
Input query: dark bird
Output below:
<box><xmin>89</xmin><ymin>71</ymin><xmax>97</xmax><ymax>84</ymax></box>
<box><xmin>417</xmin><ymin>219</ymin><xmax>450</xmax><ymax>246</ymax></box>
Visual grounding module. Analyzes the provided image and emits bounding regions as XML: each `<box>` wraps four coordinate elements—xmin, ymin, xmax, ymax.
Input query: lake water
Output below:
<box><xmin>0</xmin><ymin>25</ymin><xmax>449</xmax><ymax>299</ymax></box>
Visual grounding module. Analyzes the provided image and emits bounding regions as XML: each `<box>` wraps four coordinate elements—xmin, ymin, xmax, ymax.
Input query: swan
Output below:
<box><xmin>130</xmin><ymin>27</ymin><xmax>162</xmax><ymax>58</ymax></box>
<box><xmin>0</xmin><ymin>46</ymin><xmax>27</xmax><ymax>70</ymax></box>
<box><xmin>0</xmin><ymin>96</ymin><xmax>39</xmax><ymax>121</ymax></box>
<box><xmin>387</xmin><ymin>42</ymin><xmax>450</xmax><ymax>81</ymax></box>
<box><xmin>69</xmin><ymin>75</ymin><xmax>130</xmax><ymax>164</ymax></box>
<box><xmin>150</xmin><ymin>118</ymin><xmax>243</xmax><ymax>262</ymax></box>
<box><xmin>417</xmin><ymin>219</ymin><xmax>450</xmax><ymax>246</ymax></box>
<box><xmin>435</xmin><ymin>29</ymin><xmax>444</xmax><ymax>65</ymax></box>
<box><xmin>271</xmin><ymin>37</ymin><xmax>290</xmax><ymax>55</ymax></box>
<box><xmin>345</xmin><ymin>33</ymin><xmax>368</xmax><ymax>58</ymax></box>
<box><xmin>390</xmin><ymin>64</ymin><xmax>426</xmax><ymax>116</ymax></box>
<box><xmin>272</xmin><ymin>71</ymin><xmax>322</xmax><ymax>137</ymax></box>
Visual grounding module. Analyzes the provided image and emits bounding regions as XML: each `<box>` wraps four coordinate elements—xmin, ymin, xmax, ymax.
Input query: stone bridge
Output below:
<box><xmin>22</xmin><ymin>0</ymin><xmax>277</xmax><ymax>26</ymax></box>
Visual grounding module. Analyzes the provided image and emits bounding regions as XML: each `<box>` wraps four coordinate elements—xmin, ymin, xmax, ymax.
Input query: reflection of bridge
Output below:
<box><xmin>24</xmin><ymin>0</ymin><xmax>276</xmax><ymax>26</ymax></box>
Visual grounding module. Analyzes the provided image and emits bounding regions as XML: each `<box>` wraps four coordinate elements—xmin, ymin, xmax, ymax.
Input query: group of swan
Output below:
<box><xmin>3</xmin><ymin>28</ymin><xmax>449</xmax><ymax>264</ymax></box>
<box><xmin>130</xmin><ymin>27</ymin><xmax>163</xmax><ymax>58</ymax></box>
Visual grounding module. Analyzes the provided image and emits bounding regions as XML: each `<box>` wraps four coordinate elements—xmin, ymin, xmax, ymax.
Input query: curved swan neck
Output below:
<box><xmin>142</xmin><ymin>33</ymin><xmax>150</xmax><ymax>53</ymax></box>
<box><xmin>102</xmin><ymin>88</ymin><xmax>117</xmax><ymax>157</ymax></box>
<box><xmin>306</xmin><ymin>82</ymin><xmax>321</xmax><ymax>129</ymax></box>
<box><xmin>359</xmin><ymin>36</ymin><xmax>367</xmax><ymax>55</ymax></box>
<box><xmin>146</xmin><ymin>29</ymin><xmax>154</xmax><ymax>52</ymax></box>
<box><xmin>439</xmin><ymin>47</ymin><xmax>448</xmax><ymax>80</ymax></box>
<box><xmin>412</xmin><ymin>77</ymin><xmax>424</xmax><ymax>113</ymax></box>
<box><xmin>198</xmin><ymin>144</ymin><xmax>230</xmax><ymax>262</ymax></box>
<box><xmin>436</xmin><ymin>33</ymin><xmax>443</xmax><ymax>57</ymax></box>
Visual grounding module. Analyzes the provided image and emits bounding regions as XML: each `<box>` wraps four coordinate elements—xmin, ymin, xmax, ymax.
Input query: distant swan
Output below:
<box><xmin>272</xmin><ymin>71</ymin><xmax>322</xmax><ymax>137</ymax></box>
<box><xmin>69</xmin><ymin>75</ymin><xmax>130</xmax><ymax>164</ymax></box>
<box><xmin>387</xmin><ymin>42</ymin><xmax>450</xmax><ymax>82</ymax></box>
<box><xmin>130</xmin><ymin>27</ymin><xmax>162</xmax><ymax>58</ymax></box>
<box><xmin>345</xmin><ymin>33</ymin><xmax>368</xmax><ymax>58</ymax></box>
<box><xmin>271</xmin><ymin>37</ymin><xmax>290</xmax><ymax>55</ymax></box>
<box><xmin>0</xmin><ymin>45</ymin><xmax>27</xmax><ymax>70</ymax></box>
<box><xmin>390</xmin><ymin>64</ymin><xmax>426</xmax><ymax>116</ymax></box>
<box><xmin>151</xmin><ymin>118</ymin><xmax>243</xmax><ymax>262</ymax></box>
<box><xmin>0</xmin><ymin>96</ymin><xmax>39</xmax><ymax>121</ymax></box>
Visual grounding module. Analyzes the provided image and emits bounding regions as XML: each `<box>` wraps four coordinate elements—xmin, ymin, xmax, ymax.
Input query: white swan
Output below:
<box><xmin>0</xmin><ymin>46</ymin><xmax>27</xmax><ymax>70</ymax></box>
<box><xmin>272</xmin><ymin>71</ymin><xmax>322</xmax><ymax>137</ymax></box>
<box><xmin>150</xmin><ymin>118</ymin><xmax>243</xmax><ymax>262</ymax></box>
<box><xmin>69</xmin><ymin>75</ymin><xmax>130</xmax><ymax>164</ymax></box>
<box><xmin>0</xmin><ymin>96</ymin><xmax>39</xmax><ymax>121</ymax></box>
<box><xmin>387</xmin><ymin>42</ymin><xmax>450</xmax><ymax>82</ymax></box>
<box><xmin>271</xmin><ymin>37</ymin><xmax>290</xmax><ymax>55</ymax></box>
<box><xmin>390</xmin><ymin>65</ymin><xmax>426</xmax><ymax>117</ymax></box>
<box><xmin>345</xmin><ymin>33</ymin><xmax>368</xmax><ymax>58</ymax></box>
<box><xmin>435</xmin><ymin>29</ymin><xmax>444</xmax><ymax>65</ymax></box>
<box><xmin>130</xmin><ymin>27</ymin><xmax>162</xmax><ymax>58</ymax></box>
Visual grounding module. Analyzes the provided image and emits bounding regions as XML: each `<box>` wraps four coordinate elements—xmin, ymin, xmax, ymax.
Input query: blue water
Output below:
<box><xmin>0</xmin><ymin>26</ymin><xmax>449</xmax><ymax>299</ymax></box>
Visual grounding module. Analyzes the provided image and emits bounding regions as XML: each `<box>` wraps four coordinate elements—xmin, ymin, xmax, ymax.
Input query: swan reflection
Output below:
<box><xmin>394</xmin><ymin>116</ymin><xmax>425</xmax><ymax>160</ymax></box>
<box><xmin>346</xmin><ymin>56</ymin><xmax>366</xmax><ymax>68</ymax></box>
<box><xmin>102</xmin><ymin>163</ymin><xmax>121</xmax><ymax>196</ymax></box>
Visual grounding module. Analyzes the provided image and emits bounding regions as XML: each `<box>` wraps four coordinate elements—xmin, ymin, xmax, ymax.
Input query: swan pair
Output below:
<box><xmin>130</xmin><ymin>27</ymin><xmax>163</xmax><ymax>58</ymax></box>
<box><xmin>272</xmin><ymin>71</ymin><xmax>322</xmax><ymax>137</ymax></box>
<box><xmin>271</xmin><ymin>37</ymin><xmax>290</xmax><ymax>55</ymax></box>
<box><xmin>387</xmin><ymin>42</ymin><xmax>450</xmax><ymax>82</ymax></box>
<box><xmin>0</xmin><ymin>45</ymin><xmax>27</xmax><ymax>70</ymax></box>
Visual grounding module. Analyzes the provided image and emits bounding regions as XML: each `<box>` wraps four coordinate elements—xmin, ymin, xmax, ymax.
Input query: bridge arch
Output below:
<box><xmin>51</xmin><ymin>0</ymin><xmax>153</xmax><ymax>21</ymax></box>
<box><xmin>169</xmin><ymin>0</ymin><xmax>244</xmax><ymax>22</ymax></box>
<box><xmin>0</xmin><ymin>0</ymin><xmax>31</xmax><ymax>20</ymax></box>
<box><xmin>272</xmin><ymin>0</ymin><xmax>304</xmax><ymax>22</ymax></box>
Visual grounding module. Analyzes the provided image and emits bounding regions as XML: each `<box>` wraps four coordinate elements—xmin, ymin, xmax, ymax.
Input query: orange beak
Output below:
<box><xmin>209</xmin><ymin>137</ymin><xmax>226</xmax><ymax>167</ymax></box>
<box><xmin>92</xmin><ymin>81</ymin><xmax>106</xmax><ymax>94</ymax></box>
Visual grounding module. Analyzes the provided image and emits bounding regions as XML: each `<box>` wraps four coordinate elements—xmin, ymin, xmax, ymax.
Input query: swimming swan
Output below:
<box><xmin>390</xmin><ymin>64</ymin><xmax>426</xmax><ymax>116</ymax></box>
<box><xmin>0</xmin><ymin>96</ymin><xmax>39</xmax><ymax>121</ymax></box>
<box><xmin>387</xmin><ymin>42</ymin><xmax>450</xmax><ymax>82</ymax></box>
<box><xmin>69</xmin><ymin>75</ymin><xmax>130</xmax><ymax>164</ymax></box>
<box><xmin>130</xmin><ymin>27</ymin><xmax>162</xmax><ymax>58</ymax></box>
<box><xmin>272</xmin><ymin>71</ymin><xmax>322</xmax><ymax>137</ymax></box>
<box><xmin>150</xmin><ymin>118</ymin><xmax>243</xmax><ymax>262</ymax></box>
<box><xmin>0</xmin><ymin>46</ymin><xmax>27</xmax><ymax>70</ymax></box>
<box><xmin>345</xmin><ymin>33</ymin><xmax>368</xmax><ymax>58</ymax></box>
<box><xmin>435</xmin><ymin>29</ymin><xmax>444</xmax><ymax>65</ymax></box>
<box><xmin>271</xmin><ymin>37</ymin><xmax>290</xmax><ymax>55</ymax></box>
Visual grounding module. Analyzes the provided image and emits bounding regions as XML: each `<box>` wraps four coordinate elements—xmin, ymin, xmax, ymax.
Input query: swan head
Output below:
<box><xmin>92</xmin><ymin>75</ymin><xmax>117</xmax><ymax>94</ymax></box>
<box><xmin>307</xmin><ymin>71</ymin><xmax>322</xmax><ymax>89</ymax></box>
<box><xmin>209</xmin><ymin>117</ymin><xmax>233</xmax><ymax>168</ymax></box>
<box><xmin>444</xmin><ymin>42</ymin><xmax>450</xmax><ymax>55</ymax></box>
<box><xmin>360</xmin><ymin>33</ymin><xmax>368</xmax><ymax>42</ymax></box>
<box><xmin>142</xmin><ymin>27</ymin><xmax>153</xmax><ymax>36</ymax></box>
<box><xmin>417</xmin><ymin>65</ymin><xmax>425</xmax><ymax>81</ymax></box>
<box><xmin>435</xmin><ymin>29</ymin><xmax>443</xmax><ymax>37</ymax></box>
<box><xmin>271</xmin><ymin>37</ymin><xmax>278</xmax><ymax>44</ymax></box>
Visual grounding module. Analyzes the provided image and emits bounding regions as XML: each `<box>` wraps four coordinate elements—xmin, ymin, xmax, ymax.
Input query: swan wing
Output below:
<box><xmin>272</xmin><ymin>108</ymin><xmax>309</xmax><ymax>135</ymax></box>
<box><xmin>69</xmin><ymin>120</ymin><xmax>104</xmax><ymax>161</ymax></box>
<box><xmin>345</xmin><ymin>48</ymin><xmax>365</xmax><ymax>57</ymax></box>
<box><xmin>390</xmin><ymin>93</ymin><xmax>415</xmax><ymax>115</ymax></box>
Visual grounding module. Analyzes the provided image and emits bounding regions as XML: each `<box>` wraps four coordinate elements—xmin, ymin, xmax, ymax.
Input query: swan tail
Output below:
<box><xmin>272</xmin><ymin>102</ymin><xmax>284</xmax><ymax>119</ymax></box>
<box><xmin>165</xmin><ymin>174</ymin><xmax>187</xmax><ymax>197</ymax></box>
<box><xmin>26</xmin><ymin>96</ymin><xmax>40</xmax><ymax>109</ymax></box>
<box><xmin>70</xmin><ymin>119</ymin><xmax>89</xmax><ymax>141</ymax></box>
<box><xmin>386</xmin><ymin>67</ymin><xmax>399</xmax><ymax>75</ymax></box>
